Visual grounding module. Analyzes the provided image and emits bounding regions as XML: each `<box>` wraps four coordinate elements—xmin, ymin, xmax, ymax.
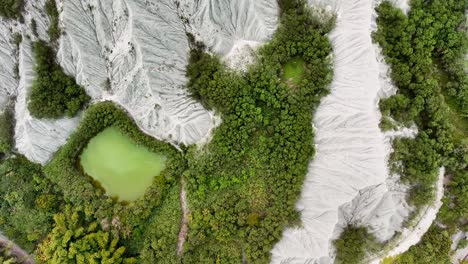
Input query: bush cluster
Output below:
<box><xmin>0</xmin><ymin>109</ymin><xmax>14</xmax><ymax>154</ymax></box>
<box><xmin>28</xmin><ymin>41</ymin><xmax>90</xmax><ymax>119</ymax></box>
<box><xmin>44</xmin><ymin>0</ymin><xmax>60</xmax><ymax>41</ymax></box>
<box><xmin>0</xmin><ymin>0</ymin><xmax>23</xmax><ymax>19</ymax></box>
<box><xmin>0</xmin><ymin>156</ymin><xmax>62</xmax><ymax>252</ymax></box>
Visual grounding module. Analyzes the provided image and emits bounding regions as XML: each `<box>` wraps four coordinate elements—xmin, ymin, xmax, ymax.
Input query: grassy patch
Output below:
<box><xmin>283</xmin><ymin>57</ymin><xmax>306</xmax><ymax>86</ymax></box>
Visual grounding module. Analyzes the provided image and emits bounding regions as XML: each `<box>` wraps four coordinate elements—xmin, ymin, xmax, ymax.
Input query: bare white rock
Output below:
<box><xmin>451</xmin><ymin>231</ymin><xmax>468</xmax><ymax>264</ymax></box>
<box><xmin>388</xmin><ymin>0</ymin><xmax>410</xmax><ymax>14</ymax></box>
<box><xmin>179</xmin><ymin>0</ymin><xmax>278</xmax><ymax>71</ymax></box>
<box><xmin>22</xmin><ymin>0</ymin><xmax>51</xmax><ymax>41</ymax></box>
<box><xmin>0</xmin><ymin>20</ymin><xmax>17</xmax><ymax>109</ymax></box>
<box><xmin>370</xmin><ymin>167</ymin><xmax>445</xmax><ymax>264</ymax></box>
<box><xmin>223</xmin><ymin>39</ymin><xmax>261</xmax><ymax>72</ymax></box>
<box><xmin>180</xmin><ymin>0</ymin><xmax>278</xmax><ymax>55</ymax></box>
<box><xmin>54</xmin><ymin>0</ymin><xmax>218</xmax><ymax>151</ymax></box>
<box><xmin>13</xmin><ymin>0</ymin><xmax>279</xmax><ymax>163</ymax></box>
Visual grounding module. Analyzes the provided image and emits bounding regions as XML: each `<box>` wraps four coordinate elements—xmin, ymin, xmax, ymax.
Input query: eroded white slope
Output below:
<box><xmin>1</xmin><ymin>0</ymin><xmax>83</xmax><ymax>164</ymax></box>
<box><xmin>271</xmin><ymin>0</ymin><xmax>416</xmax><ymax>262</ymax></box>
<box><xmin>388</xmin><ymin>0</ymin><xmax>410</xmax><ymax>14</ymax></box>
<box><xmin>56</xmin><ymin>0</ymin><xmax>215</xmax><ymax>150</ymax></box>
<box><xmin>0</xmin><ymin>20</ymin><xmax>18</xmax><ymax>109</ymax></box>
<box><xmin>23</xmin><ymin>0</ymin><xmax>50</xmax><ymax>41</ymax></box>
<box><xmin>370</xmin><ymin>168</ymin><xmax>445</xmax><ymax>263</ymax></box>
<box><xmin>451</xmin><ymin>231</ymin><xmax>468</xmax><ymax>264</ymax></box>
<box><xmin>14</xmin><ymin>0</ymin><xmax>279</xmax><ymax>164</ymax></box>
<box><xmin>179</xmin><ymin>0</ymin><xmax>278</xmax><ymax>55</ymax></box>
<box><xmin>15</xmin><ymin>38</ymin><xmax>80</xmax><ymax>164</ymax></box>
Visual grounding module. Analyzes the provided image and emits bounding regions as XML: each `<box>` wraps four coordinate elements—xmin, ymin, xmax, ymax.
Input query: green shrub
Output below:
<box><xmin>0</xmin><ymin>156</ymin><xmax>62</xmax><ymax>252</ymax></box>
<box><xmin>375</xmin><ymin>0</ymin><xmax>467</xmax><ymax>210</ymax></box>
<box><xmin>334</xmin><ymin>226</ymin><xmax>378</xmax><ymax>264</ymax></box>
<box><xmin>0</xmin><ymin>109</ymin><xmax>14</xmax><ymax>154</ymax></box>
<box><xmin>28</xmin><ymin>41</ymin><xmax>90</xmax><ymax>119</ymax></box>
<box><xmin>35</xmin><ymin>206</ymin><xmax>137</xmax><ymax>263</ymax></box>
<box><xmin>0</xmin><ymin>0</ymin><xmax>23</xmax><ymax>18</ymax></box>
<box><xmin>44</xmin><ymin>0</ymin><xmax>60</xmax><ymax>41</ymax></box>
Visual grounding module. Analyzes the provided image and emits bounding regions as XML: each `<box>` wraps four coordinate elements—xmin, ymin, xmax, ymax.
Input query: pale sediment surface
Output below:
<box><xmin>9</xmin><ymin>0</ymin><xmax>280</xmax><ymax>163</ymax></box>
<box><xmin>0</xmin><ymin>234</ymin><xmax>34</xmax><ymax>264</ymax></box>
<box><xmin>452</xmin><ymin>231</ymin><xmax>468</xmax><ymax>264</ymax></box>
<box><xmin>179</xmin><ymin>0</ymin><xmax>277</xmax><ymax>71</ymax></box>
<box><xmin>388</xmin><ymin>0</ymin><xmax>410</xmax><ymax>14</ymax></box>
<box><xmin>179</xmin><ymin>0</ymin><xmax>278</xmax><ymax>55</ymax></box>
<box><xmin>22</xmin><ymin>0</ymin><xmax>50</xmax><ymax>41</ymax></box>
<box><xmin>0</xmin><ymin>20</ymin><xmax>18</xmax><ymax>109</ymax></box>
<box><xmin>2</xmin><ymin>1</ymin><xmax>79</xmax><ymax>165</ymax></box>
<box><xmin>223</xmin><ymin>39</ymin><xmax>261</xmax><ymax>72</ymax></box>
<box><xmin>56</xmin><ymin>0</ymin><xmax>215</xmax><ymax>150</ymax></box>
<box><xmin>369</xmin><ymin>168</ymin><xmax>445</xmax><ymax>264</ymax></box>
<box><xmin>271</xmin><ymin>0</ymin><xmax>418</xmax><ymax>263</ymax></box>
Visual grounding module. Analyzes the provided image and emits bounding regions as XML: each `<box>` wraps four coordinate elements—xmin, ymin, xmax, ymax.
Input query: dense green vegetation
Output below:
<box><xmin>0</xmin><ymin>156</ymin><xmax>62</xmax><ymax>252</ymax></box>
<box><xmin>137</xmin><ymin>185</ymin><xmax>181</xmax><ymax>263</ymax></box>
<box><xmin>44</xmin><ymin>0</ymin><xmax>60</xmax><ymax>41</ymax></box>
<box><xmin>384</xmin><ymin>226</ymin><xmax>453</xmax><ymax>264</ymax></box>
<box><xmin>28</xmin><ymin>41</ymin><xmax>90</xmax><ymax>119</ymax></box>
<box><xmin>7</xmin><ymin>0</ymin><xmax>465</xmax><ymax>262</ymax></box>
<box><xmin>333</xmin><ymin>226</ymin><xmax>379</xmax><ymax>264</ymax></box>
<box><xmin>439</xmin><ymin>169</ymin><xmax>468</xmax><ymax>228</ymax></box>
<box><xmin>0</xmin><ymin>109</ymin><xmax>14</xmax><ymax>154</ymax></box>
<box><xmin>0</xmin><ymin>0</ymin><xmax>23</xmax><ymax>18</ymax></box>
<box><xmin>36</xmin><ymin>206</ymin><xmax>137</xmax><ymax>264</ymax></box>
<box><xmin>182</xmin><ymin>1</ymin><xmax>334</xmax><ymax>262</ymax></box>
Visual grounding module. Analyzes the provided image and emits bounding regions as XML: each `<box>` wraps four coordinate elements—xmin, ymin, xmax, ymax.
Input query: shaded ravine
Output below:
<box><xmin>176</xmin><ymin>177</ymin><xmax>189</xmax><ymax>256</ymax></box>
<box><xmin>0</xmin><ymin>234</ymin><xmax>34</xmax><ymax>263</ymax></box>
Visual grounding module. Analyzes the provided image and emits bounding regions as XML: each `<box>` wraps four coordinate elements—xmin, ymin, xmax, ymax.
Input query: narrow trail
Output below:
<box><xmin>0</xmin><ymin>234</ymin><xmax>34</xmax><ymax>264</ymax></box>
<box><xmin>176</xmin><ymin>177</ymin><xmax>189</xmax><ymax>256</ymax></box>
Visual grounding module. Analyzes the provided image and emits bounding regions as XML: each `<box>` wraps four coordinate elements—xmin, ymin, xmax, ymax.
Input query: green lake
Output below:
<box><xmin>80</xmin><ymin>127</ymin><xmax>167</xmax><ymax>201</ymax></box>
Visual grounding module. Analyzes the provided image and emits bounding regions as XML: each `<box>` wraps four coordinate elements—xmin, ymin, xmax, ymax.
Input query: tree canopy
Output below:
<box><xmin>28</xmin><ymin>41</ymin><xmax>90</xmax><ymax>119</ymax></box>
<box><xmin>0</xmin><ymin>0</ymin><xmax>23</xmax><ymax>18</ymax></box>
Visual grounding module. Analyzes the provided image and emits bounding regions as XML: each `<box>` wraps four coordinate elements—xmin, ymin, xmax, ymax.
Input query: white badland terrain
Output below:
<box><xmin>0</xmin><ymin>0</ymin><xmax>447</xmax><ymax>263</ymax></box>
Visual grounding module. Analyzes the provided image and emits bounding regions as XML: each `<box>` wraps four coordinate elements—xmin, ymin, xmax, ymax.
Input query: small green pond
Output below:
<box><xmin>80</xmin><ymin>127</ymin><xmax>167</xmax><ymax>201</ymax></box>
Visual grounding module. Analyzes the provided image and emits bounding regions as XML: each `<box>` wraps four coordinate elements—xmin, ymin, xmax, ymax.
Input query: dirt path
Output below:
<box><xmin>0</xmin><ymin>234</ymin><xmax>34</xmax><ymax>264</ymax></box>
<box><xmin>176</xmin><ymin>177</ymin><xmax>189</xmax><ymax>256</ymax></box>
